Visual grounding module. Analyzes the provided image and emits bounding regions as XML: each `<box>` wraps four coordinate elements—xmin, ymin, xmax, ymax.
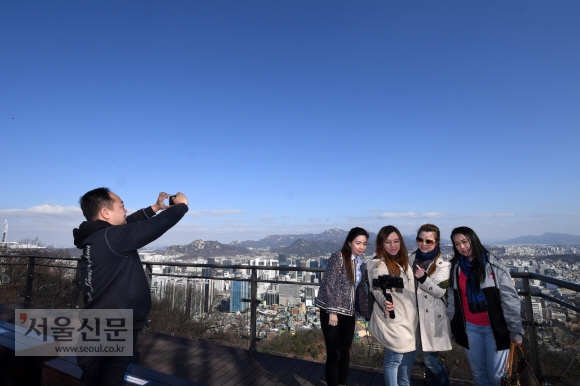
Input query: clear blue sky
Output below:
<box><xmin>1</xmin><ymin>1</ymin><xmax>579</xmax><ymax>248</ymax></box>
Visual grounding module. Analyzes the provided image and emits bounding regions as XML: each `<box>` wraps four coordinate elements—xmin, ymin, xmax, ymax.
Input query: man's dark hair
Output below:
<box><xmin>80</xmin><ymin>187</ymin><xmax>114</xmax><ymax>221</ymax></box>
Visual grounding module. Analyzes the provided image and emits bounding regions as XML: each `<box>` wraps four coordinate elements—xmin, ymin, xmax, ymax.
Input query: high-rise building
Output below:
<box><xmin>304</xmin><ymin>286</ymin><xmax>315</xmax><ymax>306</ymax></box>
<box><xmin>265</xmin><ymin>290</ymin><xmax>279</xmax><ymax>306</ymax></box>
<box><xmin>187</xmin><ymin>279</ymin><xmax>206</xmax><ymax>315</ymax></box>
<box><xmin>278</xmin><ymin>254</ymin><xmax>288</xmax><ymax>264</ymax></box>
<box><xmin>163</xmin><ymin>266</ymin><xmax>177</xmax><ymax>274</ymax></box>
<box><xmin>202</xmin><ymin>279</ymin><xmax>214</xmax><ymax>313</ymax></box>
<box><xmin>222</xmin><ymin>259</ymin><xmax>233</xmax><ymax>273</ymax></box>
<box><xmin>279</xmin><ymin>284</ymin><xmax>300</xmax><ymax>307</ymax></box>
<box><xmin>303</xmin><ymin>272</ymin><xmax>314</xmax><ymax>283</ymax></box>
<box><xmin>531</xmin><ymin>300</ymin><xmax>543</xmax><ymax>322</ymax></box>
<box><xmin>310</xmin><ymin>260</ymin><xmax>321</xmax><ymax>280</ymax></box>
<box><xmin>230</xmin><ymin>274</ymin><xmax>250</xmax><ymax>312</ymax></box>
<box><xmin>298</xmin><ymin>261</ymin><xmax>307</xmax><ymax>280</ymax></box>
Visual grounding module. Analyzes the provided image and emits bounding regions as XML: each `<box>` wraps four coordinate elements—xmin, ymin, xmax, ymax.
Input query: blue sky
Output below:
<box><xmin>1</xmin><ymin>1</ymin><xmax>579</xmax><ymax>248</ymax></box>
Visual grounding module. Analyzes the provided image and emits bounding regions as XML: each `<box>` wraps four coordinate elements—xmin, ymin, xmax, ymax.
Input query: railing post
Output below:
<box><xmin>250</xmin><ymin>267</ymin><xmax>258</xmax><ymax>355</ymax></box>
<box><xmin>522</xmin><ymin>276</ymin><xmax>541</xmax><ymax>378</ymax></box>
<box><xmin>72</xmin><ymin>260</ymin><xmax>83</xmax><ymax>309</ymax></box>
<box><xmin>23</xmin><ymin>256</ymin><xmax>36</xmax><ymax>307</ymax></box>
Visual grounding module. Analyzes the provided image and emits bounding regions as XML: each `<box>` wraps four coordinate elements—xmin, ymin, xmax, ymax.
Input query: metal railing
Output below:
<box><xmin>0</xmin><ymin>254</ymin><xmax>324</xmax><ymax>354</ymax></box>
<box><xmin>511</xmin><ymin>271</ymin><xmax>580</xmax><ymax>383</ymax></box>
<box><xmin>0</xmin><ymin>254</ymin><xmax>81</xmax><ymax>307</ymax></box>
<box><xmin>2</xmin><ymin>254</ymin><xmax>580</xmax><ymax>382</ymax></box>
<box><xmin>140</xmin><ymin>260</ymin><xmax>324</xmax><ymax>354</ymax></box>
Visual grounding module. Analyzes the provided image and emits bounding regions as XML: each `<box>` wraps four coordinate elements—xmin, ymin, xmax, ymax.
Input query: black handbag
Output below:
<box><xmin>355</xmin><ymin>262</ymin><xmax>374</xmax><ymax>321</ymax></box>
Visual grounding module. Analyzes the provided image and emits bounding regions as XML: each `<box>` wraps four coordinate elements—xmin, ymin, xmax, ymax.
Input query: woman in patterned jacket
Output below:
<box><xmin>315</xmin><ymin>227</ymin><xmax>369</xmax><ymax>386</ymax></box>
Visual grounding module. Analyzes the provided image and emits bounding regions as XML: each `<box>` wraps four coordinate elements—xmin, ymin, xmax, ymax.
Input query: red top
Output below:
<box><xmin>459</xmin><ymin>270</ymin><xmax>490</xmax><ymax>326</ymax></box>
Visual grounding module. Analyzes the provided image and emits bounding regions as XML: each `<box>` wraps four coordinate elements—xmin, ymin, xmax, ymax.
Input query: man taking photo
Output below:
<box><xmin>73</xmin><ymin>188</ymin><xmax>188</xmax><ymax>385</ymax></box>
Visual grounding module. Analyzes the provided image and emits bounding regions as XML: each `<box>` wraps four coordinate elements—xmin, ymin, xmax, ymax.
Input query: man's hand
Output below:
<box><xmin>151</xmin><ymin>192</ymin><xmax>171</xmax><ymax>213</ymax></box>
<box><xmin>171</xmin><ymin>192</ymin><xmax>188</xmax><ymax>206</ymax></box>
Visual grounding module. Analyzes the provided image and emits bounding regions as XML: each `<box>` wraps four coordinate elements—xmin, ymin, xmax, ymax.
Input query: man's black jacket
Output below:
<box><xmin>73</xmin><ymin>203</ymin><xmax>188</xmax><ymax>328</ymax></box>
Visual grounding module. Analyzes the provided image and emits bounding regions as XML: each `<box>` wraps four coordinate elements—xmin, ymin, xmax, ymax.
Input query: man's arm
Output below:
<box><xmin>107</xmin><ymin>203</ymin><xmax>189</xmax><ymax>254</ymax></box>
<box><xmin>107</xmin><ymin>192</ymin><xmax>190</xmax><ymax>254</ymax></box>
<box><xmin>126</xmin><ymin>192</ymin><xmax>171</xmax><ymax>223</ymax></box>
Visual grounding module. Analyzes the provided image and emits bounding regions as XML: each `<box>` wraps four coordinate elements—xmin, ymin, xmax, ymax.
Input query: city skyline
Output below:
<box><xmin>2</xmin><ymin>1</ymin><xmax>579</xmax><ymax>248</ymax></box>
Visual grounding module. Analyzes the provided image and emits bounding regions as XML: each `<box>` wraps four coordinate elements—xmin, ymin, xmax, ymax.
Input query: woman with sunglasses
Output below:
<box><xmin>412</xmin><ymin>224</ymin><xmax>452</xmax><ymax>386</ymax></box>
<box><xmin>315</xmin><ymin>227</ymin><xmax>369</xmax><ymax>386</ymax></box>
<box><xmin>447</xmin><ymin>226</ymin><xmax>523</xmax><ymax>386</ymax></box>
<box><xmin>368</xmin><ymin>225</ymin><xmax>418</xmax><ymax>386</ymax></box>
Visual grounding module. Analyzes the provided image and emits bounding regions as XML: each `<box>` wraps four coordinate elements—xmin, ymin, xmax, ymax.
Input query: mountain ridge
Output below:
<box><xmin>499</xmin><ymin>232</ymin><xmax>580</xmax><ymax>245</ymax></box>
<box><xmin>152</xmin><ymin>231</ymin><xmax>580</xmax><ymax>259</ymax></box>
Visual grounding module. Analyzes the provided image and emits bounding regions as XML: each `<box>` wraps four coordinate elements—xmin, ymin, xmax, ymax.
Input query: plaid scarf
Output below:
<box><xmin>459</xmin><ymin>254</ymin><xmax>488</xmax><ymax>313</ymax></box>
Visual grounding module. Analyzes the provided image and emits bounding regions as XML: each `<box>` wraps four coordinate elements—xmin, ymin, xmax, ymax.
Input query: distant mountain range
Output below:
<box><xmin>270</xmin><ymin>238</ymin><xmax>342</xmax><ymax>258</ymax></box>
<box><xmin>165</xmin><ymin>239</ymin><xmax>251</xmax><ymax>259</ymax></box>
<box><xmin>66</xmin><ymin>231</ymin><xmax>580</xmax><ymax>259</ymax></box>
<box><xmin>498</xmin><ymin>232</ymin><xmax>580</xmax><ymax>245</ymax></box>
<box><xmin>227</xmin><ymin>228</ymin><xmax>424</xmax><ymax>250</ymax></box>
<box><xmin>160</xmin><ymin>229</ymin><xmax>423</xmax><ymax>259</ymax></box>
<box><xmin>229</xmin><ymin>229</ymin><xmax>352</xmax><ymax>248</ymax></box>
<box><xmin>163</xmin><ymin>229</ymin><xmax>362</xmax><ymax>259</ymax></box>
<box><xmin>158</xmin><ymin>230</ymin><xmax>580</xmax><ymax>259</ymax></box>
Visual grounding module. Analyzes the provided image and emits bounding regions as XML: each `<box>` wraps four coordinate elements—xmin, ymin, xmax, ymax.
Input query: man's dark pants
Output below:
<box><xmin>77</xmin><ymin>330</ymin><xmax>139</xmax><ymax>386</ymax></box>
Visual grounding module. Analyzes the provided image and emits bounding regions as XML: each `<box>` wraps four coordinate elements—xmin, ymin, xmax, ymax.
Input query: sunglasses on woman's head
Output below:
<box><xmin>416</xmin><ymin>237</ymin><xmax>435</xmax><ymax>245</ymax></box>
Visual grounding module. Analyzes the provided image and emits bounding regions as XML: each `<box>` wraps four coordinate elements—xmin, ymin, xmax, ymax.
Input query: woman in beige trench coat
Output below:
<box><xmin>411</xmin><ymin>224</ymin><xmax>453</xmax><ymax>386</ymax></box>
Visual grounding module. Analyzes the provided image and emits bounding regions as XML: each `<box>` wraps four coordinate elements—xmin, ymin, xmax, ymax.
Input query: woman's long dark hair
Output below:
<box><xmin>450</xmin><ymin>226</ymin><xmax>490</xmax><ymax>286</ymax></box>
<box><xmin>416</xmin><ymin>223</ymin><xmax>441</xmax><ymax>277</ymax></box>
<box><xmin>340</xmin><ymin>227</ymin><xmax>369</xmax><ymax>284</ymax></box>
<box><xmin>375</xmin><ymin>225</ymin><xmax>409</xmax><ymax>277</ymax></box>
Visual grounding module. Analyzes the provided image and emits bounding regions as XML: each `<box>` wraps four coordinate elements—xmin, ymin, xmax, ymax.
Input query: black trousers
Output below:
<box><xmin>320</xmin><ymin>309</ymin><xmax>356</xmax><ymax>386</ymax></box>
<box><xmin>77</xmin><ymin>330</ymin><xmax>139</xmax><ymax>386</ymax></box>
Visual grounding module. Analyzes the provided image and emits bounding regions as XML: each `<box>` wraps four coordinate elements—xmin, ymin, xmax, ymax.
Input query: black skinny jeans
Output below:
<box><xmin>320</xmin><ymin>308</ymin><xmax>356</xmax><ymax>386</ymax></box>
<box><xmin>77</xmin><ymin>330</ymin><xmax>140</xmax><ymax>386</ymax></box>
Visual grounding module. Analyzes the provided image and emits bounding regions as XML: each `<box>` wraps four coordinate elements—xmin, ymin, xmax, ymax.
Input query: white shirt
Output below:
<box><xmin>352</xmin><ymin>254</ymin><xmax>363</xmax><ymax>288</ymax></box>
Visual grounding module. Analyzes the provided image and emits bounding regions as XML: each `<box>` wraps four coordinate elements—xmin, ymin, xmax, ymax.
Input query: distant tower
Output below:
<box><xmin>2</xmin><ymin>219</ymin><xmax>7</xmax><ymax>243</ymax></box>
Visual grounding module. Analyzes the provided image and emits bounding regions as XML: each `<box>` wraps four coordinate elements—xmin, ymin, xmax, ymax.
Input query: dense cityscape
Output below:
<box><xmin>139</xmin><ymin>241</ymin><xmax>580</xmax><ymax>351</ymax></box>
